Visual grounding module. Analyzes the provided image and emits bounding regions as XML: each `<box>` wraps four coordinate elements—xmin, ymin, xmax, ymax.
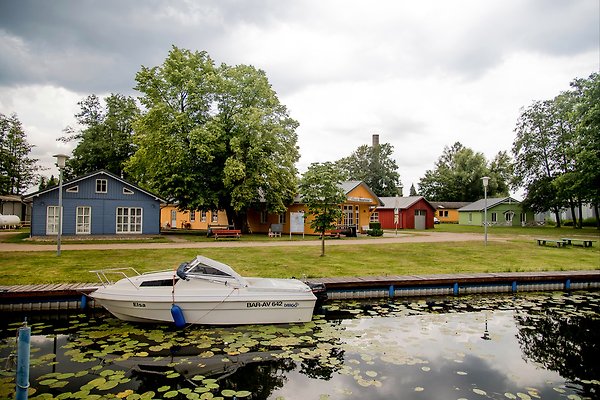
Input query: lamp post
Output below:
<box><xmin>54</xmin><ymin>154</ymin><xmax>69</xmax><ymax>256</ymax></box>
<box><xmin>482</xmin><ymin>176</ymin><xmax>490</xmax><ymax>247</ymax></box>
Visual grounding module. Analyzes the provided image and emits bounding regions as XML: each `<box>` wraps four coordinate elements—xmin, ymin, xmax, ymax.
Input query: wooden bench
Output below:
<box><xmin>320</xmin><ymin>229</ymin><xmax>342</xmax><ymax>239</ymax></box>
<box><xmin>536</xmin><ymin>238</ymin><xmax>566</xmax><ymax>247</ymax></box>
<box><xmin>213</xmin><ymin>229</ymin><xmax>241</xmax><ymax>239</ymax></box>
<box><xmin>561</xmin><ymin>238</ymin><xmax>596</xmax><ymax>248</ymax></box>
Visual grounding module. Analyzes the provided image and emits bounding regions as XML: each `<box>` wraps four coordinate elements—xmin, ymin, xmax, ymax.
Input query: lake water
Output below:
<box><xmin>1</xmin><ymin>291</ymin><xmax>598</xmax><ymax>400</ymax></box>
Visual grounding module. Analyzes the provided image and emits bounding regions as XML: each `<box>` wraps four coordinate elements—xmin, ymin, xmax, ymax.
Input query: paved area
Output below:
<box><xmin>0</xmin><ymin>231</ymin><xmax>500</xmax><ymax>252</ymax></box>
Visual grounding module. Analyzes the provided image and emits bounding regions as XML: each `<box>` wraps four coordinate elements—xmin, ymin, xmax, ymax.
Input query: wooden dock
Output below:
<box><xmin>1</xmin><ymin>270</ymin><xmax>599</xmax><ymax>311</ymax></box>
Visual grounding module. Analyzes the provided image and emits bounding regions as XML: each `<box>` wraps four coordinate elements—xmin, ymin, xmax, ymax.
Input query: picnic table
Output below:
<box><xmin>213</xmin><ymin>229</ymin><xmax>241</xmax><ymax>239</ymax></box>
<box><xmin>536</xmin><ymin>238</ymin><xmax>567</xmax><ymax>247</ymax></box>
<box><xmin>561</xmin><ymin>238</ymin><xmax>596</xmax><ymax>248</ymax></box>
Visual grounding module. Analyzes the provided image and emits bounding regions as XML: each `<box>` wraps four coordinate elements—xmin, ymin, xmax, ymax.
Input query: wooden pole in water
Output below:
<box><xmin>16</xmin><ymin>321</ymin><xmax>31</xmax><ymax>400</ymax></box>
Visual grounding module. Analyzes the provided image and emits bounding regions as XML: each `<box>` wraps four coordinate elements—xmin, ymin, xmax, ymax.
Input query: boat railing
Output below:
<box><xmin>90</xmin><ymin>267</ymin><xmax>141</xmax><ymax>287</ymax></box>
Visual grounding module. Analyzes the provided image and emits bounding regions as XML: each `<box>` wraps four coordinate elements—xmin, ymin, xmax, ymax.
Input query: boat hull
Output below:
<box><xmin>93</xmin><ymin>295</ymin><xmax>316</xmax><ymax>325</ymax></box>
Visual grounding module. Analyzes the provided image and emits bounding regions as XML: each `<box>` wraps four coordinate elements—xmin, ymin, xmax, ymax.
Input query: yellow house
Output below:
<box><xmin>247</xmin><ymin>181</ymin><xmax>383</xmax><ymax>235</ymax></box>
<box><xmin>160</xmin><ymin>204</ymin><xmax>228</xmax><ymax>230</ymax></box>
<box><xmin>430</xmin><ymin>201</ymin><xmax>470</xmax><ymax>224</ymax></box>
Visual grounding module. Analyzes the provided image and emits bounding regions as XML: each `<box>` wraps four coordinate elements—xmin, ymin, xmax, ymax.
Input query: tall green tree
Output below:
<box><xmin>418</xmin><ymin>142</ymin><xmax>509</xmax><ymax>202</ymax></box>
<box><xmin>409</xmin><ymin>183</ymin><xmax>417</xmax><ymax>196</ymax></box>
<box><xmin>299</xmin><ymin>162</ymin><xmax>346</xmax><ymax>257</ymax></box>
<box><xmin>0</xmin><ymin>113</ymin><xmax>39</xmax><ymax>195</ymax></box>
<box><xmin>127</xmin><ymin>47</ymin><xmax>300</xmax><ymax>230</ymax></box>
<box><xmin>336</xmin><ymin>142</ymin><xmax>401</xmax><ymax>197</ymax></box>
<box><xmin>61</xmin><ymin>93</ymin><xmax>139</xmax><ymax>179</ymax></box>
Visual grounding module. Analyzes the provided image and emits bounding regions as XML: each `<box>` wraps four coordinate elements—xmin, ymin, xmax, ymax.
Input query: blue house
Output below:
<box><xmin>25</xmin><ymin>170</ymin><xmax>165</xmax><ymax>237</ymax></box>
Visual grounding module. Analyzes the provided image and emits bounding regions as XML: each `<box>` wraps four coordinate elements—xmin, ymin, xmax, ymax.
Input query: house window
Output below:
<box><xmin>46</xmin><ymin>206</ymin><xmax>60</xmax><ymax>235</ymax></box>
<box><xmin>468</xmin><ymin>213</ymin><xmax>472</xmax><ymax>222</ymax></box>
<box><xmin>190</xmin><ymin>210</ymin><xmax>196</xmax><ymax>222</ymax></box>
<box><xmin>123</xmin><ymin>187</ymin><xmax>134</xmax><ymax>195</ymax></box>
<box><xmin>201</xmin><ymin>210</ymin><xmax>207</xmax><ymax>222</ymax></box>
<box><xmin>116</xmin><ymin>207</ymin><xmax>142</xmax><ymax>233</ymax></box>
<box><xmin>278</xmin><ymin>213</ymin><xmax>286</xmax><ymax>224</ymax></box>
<box><xmin>491</xmin><ymin>212</ymin><xmax>497</xmax><ymax>223</ymax></box>
<box><xmin>505</xmin><ymin>211</ymin><xmax>514</xmax><ymax>223</ymax></box>
<box><xmin>211</xmin><ymin>210</ymin><xmax>219</xmax><ymax>223</ymax></box>
<box><xmin>342</xmin><ymin>205</ymin><xmax>354</xmax><ymax>226</ymax></box>
<box><xmin>76</xmin><ymin>206</ymin><xmax>91</xmax><ymax>234</ymax></box>
<box><xmin>439</xmin><ymin>210</ymin><xmax>448</xmax><ymax>217</ymax></box>
<box><xmin>96</xmin><ymin>179</ymin><xmax>107</xmax><ymax>193</ymax></box>
<box><xmin>260</xmin><ymin>210</ymin><xmax>267</xmax><ymax>224</ymax></box>
<box><xmin>66</xmin><ymin>186</ymin><xmax>79</xmax><ymax>193</ymax></box>
<box><xmin>414</xmin><ymin>210</ymin><xmax>426</xmax><ymax>216</ymax></box>
<box><xmin>370</xmin><ymin>211</ymin><xmax>379</xmax><ymax>223</ymax></box>
<box><xmin>520</xmin><ymin>213</ymin><xmax>526</xmax><ymax>223</ymax></box>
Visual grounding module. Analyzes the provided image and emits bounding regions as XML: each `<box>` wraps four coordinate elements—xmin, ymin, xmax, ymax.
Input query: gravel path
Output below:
<box><xmin>0</xmin><ymin>231</ymin><xmax>499</xmax><ymax>252</ymax></box>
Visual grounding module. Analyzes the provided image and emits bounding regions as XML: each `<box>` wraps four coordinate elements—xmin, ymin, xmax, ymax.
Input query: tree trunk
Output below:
<box><xmin>577</xmin><ymin>198</ymin><xmax>583</xmax><ymax>229</ymax></box>
<box><xmin>553</xmin><ymin>206</ymin><xmax>561</xmax><ymax>228</ymax></box>
<box><xmin>225</xmin><ymin>206</ymin><xmax>250</xmax><ymax>233</ymax></box>
<box><xmin>568</xmin><ymin>199</ymin><xmax>577</xmax><ymax>229</ymax></box>
<box><xmin>321</xmin><ymin>234</ymin><xmax>325</xmax><ymax>257</ymax></box>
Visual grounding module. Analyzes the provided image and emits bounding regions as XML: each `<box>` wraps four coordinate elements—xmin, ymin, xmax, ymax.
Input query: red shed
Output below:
<box><xmin>376</xmin><ymin>196</ymin><xmax>436</xmax><ymax>230</ymax></box>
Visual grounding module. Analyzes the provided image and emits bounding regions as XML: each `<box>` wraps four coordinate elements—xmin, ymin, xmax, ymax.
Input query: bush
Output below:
<box><xmin>563</xmin><ymin>218</ymin><xmax>598</xmax><ymax>227</ymax></box>
<box><xmin>367</xmin><ymin>229</ymin><xmax>384</xmax><ymax>237</ymax></box>
<box><xmin>369</xmin><ymin>222</ymin><xmax>382</xmax><ymax>230</ymax></box>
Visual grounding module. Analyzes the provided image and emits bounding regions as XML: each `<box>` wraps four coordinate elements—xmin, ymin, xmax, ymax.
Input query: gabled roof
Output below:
<box><xmin>429</xmin><ymin>201</ymin><xmax>471</xmax><ymax>210</ymax></box>
<box><xmin>294</xmin><ymin>180</ymin><xmax>383</xmax><ymax>206</ymax></box>
<box><xmin>378</xmin><ymin>196</ymin><xmax>435</xmax><ymax>210</ymax></box>
<box><xmin>458</xmin><ymin>197</ymin><xmax>521</xmax><ymax>212</ymax></box>
<box><xmin>24</xmin><ymin>170</ymin><xmax>166</xmax><ymax>202</ymax></box>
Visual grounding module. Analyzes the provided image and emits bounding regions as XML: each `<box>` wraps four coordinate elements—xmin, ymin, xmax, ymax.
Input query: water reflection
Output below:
<box><xmin>0</xmin><ymin>291</ymin><xmax>598</xmax><ymax>399</ymax></box>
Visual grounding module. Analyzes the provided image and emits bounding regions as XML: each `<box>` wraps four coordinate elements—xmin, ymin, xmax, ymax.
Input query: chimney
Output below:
<box><xmin>372</xmin><ymin>134</ymin><xmax>379</xmax><ymax>146</ymax></box>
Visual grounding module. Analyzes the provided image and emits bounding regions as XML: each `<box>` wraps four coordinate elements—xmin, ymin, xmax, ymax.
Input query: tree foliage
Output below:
<box><xmin>0</xmin><ymin>113</ymin><xmax>39</xmax><ymax>195</ymax></box>
<box><xmin>127</xmin><ymin>47</ymin><xmax>299</xmax><ymax>230</ymax></box>
<box><xmin>336</xmin><ymin>142</ymin><xmax>401</xmax><ymax>197</ymax></box>
<box><xmin>418</xmin><ymin>142</ymin><xmax>511</xmax><ymax>202</ymax></box>
<box><xmin>299</xmin><ymin>162</ymin><xmax>346</xmax><ymax>256</ymax></box>
<box><xmin>513</xmin><ymin>72</ymin><xmax>599</xmax><ymax>228</ymax></box>
<box><xmin>61</xmin><ymin>93</ymin><xmax>139</xmax><ymax>179</ymax></box>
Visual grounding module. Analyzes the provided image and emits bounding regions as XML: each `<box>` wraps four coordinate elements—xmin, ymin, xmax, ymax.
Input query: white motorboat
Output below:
<box><xmin>90</xmin><ymin>255</ymin><xmax>320</xmax><ymax>326</ymax></box>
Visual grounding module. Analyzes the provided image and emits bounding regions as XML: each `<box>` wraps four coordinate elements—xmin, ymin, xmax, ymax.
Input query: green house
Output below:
<box><xmin>458</xmin><ymin>197</ymin><xmax>534</xmax><ymax>226</ymax></box>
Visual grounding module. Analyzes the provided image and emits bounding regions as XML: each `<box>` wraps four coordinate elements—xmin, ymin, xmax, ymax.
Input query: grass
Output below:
<box><xmin>1</xmin><ymin>238</ymin><xmax>598</xmax><ymax>285</ymax></box>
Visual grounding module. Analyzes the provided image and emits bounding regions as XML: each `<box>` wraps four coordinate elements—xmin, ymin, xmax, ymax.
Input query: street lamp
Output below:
<box><xmin>54</xmin><ymin>154</ymin><xmax>69</xmax><ymax>256</ymax></box>
<box><xmin>482</xmin><ymin>176</ymin><xmax>490</xmax><ymax>247</ymax></box>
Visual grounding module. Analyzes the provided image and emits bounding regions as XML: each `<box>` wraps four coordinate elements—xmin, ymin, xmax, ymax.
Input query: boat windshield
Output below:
<box><xmin>187</xmin><ymin>263</ymin><xmax>233</xmax><ymax>278</ymax></box>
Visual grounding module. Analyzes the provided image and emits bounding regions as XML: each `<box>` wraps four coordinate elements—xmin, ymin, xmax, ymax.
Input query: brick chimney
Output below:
<box><xmin>372</xmin><ymin>134</ymin><xmax>379</xmax><ymax>146</ymax></box>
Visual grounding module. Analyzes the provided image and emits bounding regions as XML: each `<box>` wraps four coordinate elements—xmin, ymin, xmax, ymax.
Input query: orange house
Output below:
<box><xmin>247</xmin><ymin>181</ymin><xmax>383</xmax><ymax>235</ymax></box>
<box><xmin>160</xmin><ymin>204</ymin><xmax>228</xmax><ymax>230</ymax></box>
<box><xmin>430</xmin><ymin>202</ymin><xmax>470</xmax><ymax>224</ymax></box>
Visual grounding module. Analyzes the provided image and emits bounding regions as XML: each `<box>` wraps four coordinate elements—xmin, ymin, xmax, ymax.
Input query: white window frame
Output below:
<box><xmin>46</xmin><ymin>206</ymin><xmax>60</xmax><ymax>235</ymax></box>
<box><xmin>342</xmin><ymin>205</ymin><xmax>354</xmax><ymax>226</ymax></box>
<box><xmin>96</xmin><ymin>179</ymin><xmax>108</xmax><ymax>193</ymax></box>
<box><xmin>491</xmin><ymin>212</ymin><xmax>497</xmax><ymax>223</ymax></box>
<box><xmin>370</xmin><ymin>211</ymin><xmax>379</xmax><ymax>223</ymax></box>
<box><xmin>211</xmin><ymin>210</ymin><xmax>219</xmax><ymax>224</ymax></box>
<box><xmin>66</xmin><ymin>186</ymin><xmax>79</xmax><ymax>193</ymax></box>
<box><xmin>123</xmin><ymin>187</ymin><xmax>134</xmax><ymax>195</ymax></box>
<box><xmin>201</xmin><ymin>210</ymin><xmax>207</xmax><ymax>222</ymax></box>
<box><xmin>505</xmin><ymin>211</ymin><xmax>514</xmax><ymax>223</ymax></box>
<box><xmin>278</xmin><ymin>212</ymin><xmax>286</xmax><ymax>224</ymax></box>
<box><xmin>76</xmin><ymin>206</ymin><xmax>91</xmax><ymax>234</ymax></box>
<box><xmin>116</xmin><ymin>207</ymin><xmax>143</xmax><ymax>234</ymax></box>
<box><xmin>190</xmin><ymin>210</ymin><xmax>196</xmax><ymax>222</ymax></box>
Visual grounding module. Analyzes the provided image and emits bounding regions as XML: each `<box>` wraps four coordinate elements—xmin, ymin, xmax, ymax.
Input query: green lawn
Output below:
<box><xmin>1</xmin><ymin>237</ymin><xmax>598</xmax><ymax>285</ymax></box>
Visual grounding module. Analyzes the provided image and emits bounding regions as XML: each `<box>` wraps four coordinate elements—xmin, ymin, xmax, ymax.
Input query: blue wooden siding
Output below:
<box><xmin>29</xmin><ymin>172</ymin><xmax>161</xmax><ymax>236</ymax></box>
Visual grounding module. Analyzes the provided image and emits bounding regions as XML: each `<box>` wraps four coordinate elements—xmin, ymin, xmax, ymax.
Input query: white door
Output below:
<box><xmin>414</xmin><ymin>210</ymin><xmax>426</xmax><ymax>230</ymax></box>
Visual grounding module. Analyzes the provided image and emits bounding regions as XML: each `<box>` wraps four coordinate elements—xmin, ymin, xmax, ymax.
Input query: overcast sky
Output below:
<box><xmin>1</xmin><ymin>0</ymin><xmax>598</xmax><ymax>196</ymax></box>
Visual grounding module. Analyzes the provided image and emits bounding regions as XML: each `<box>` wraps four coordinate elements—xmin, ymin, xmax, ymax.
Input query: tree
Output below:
<box><xmin>38</xmin><ymin>175</ymin><xmax>58</xmax><ymax>191</ymax></box>
<box><xmin>127</xmin><ymin>47</ymin><xmax>300</xmax><ymax>231</ymax></box>
<box><xmin>418</xmin><ymin>142</ymin><xmax>509</xmax><ymax>202</ymax></box>
<box><xmin>0</xmin><ymin>113</ymin><xmax>39</xmax><ymax>195</ymax></box>
<box><xmin>298</xmin><ymin>162</ymin><xmax>346</xmax><ymax>257</ymax></box>
<box><xmin>61</xmin><ymin>93</ymin><xmax>139</xmax><ymax>179</ymax></box>
<box><xmin>336</xmin><ymin>142</ymin><xmax>401</xmax><ymax>197</ymax></box>
<box><xmin>409</xmin><ymin>183</ymin><xmax>417</xmax><ymax>196</ymax></box>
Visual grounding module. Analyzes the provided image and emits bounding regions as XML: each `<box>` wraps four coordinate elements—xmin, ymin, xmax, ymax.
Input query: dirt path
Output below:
<box><xmin>0</xmin><ymin>231</ymin><xmax>500</xmax><ymax>252</ymax></box>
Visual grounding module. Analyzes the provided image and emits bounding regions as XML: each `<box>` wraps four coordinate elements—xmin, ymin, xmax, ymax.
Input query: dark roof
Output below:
<box><xmin>458</xmin><ymin>197</ymin><xmax>521</xmax><ymax>212</ymax></box>
<box><xmin>378</xmin><ymin>196</ymin><xmax>435</xmax><ymax>210</ymax></box>
<box><xmin>429</xmin><ymin>201</ymin><xmax>471</xmax><ymax>209</ymax></box>
<box><xmin>24</xmin><ymin>170</ymin><xmax>166</xmax><ymax>202</ymax></box>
